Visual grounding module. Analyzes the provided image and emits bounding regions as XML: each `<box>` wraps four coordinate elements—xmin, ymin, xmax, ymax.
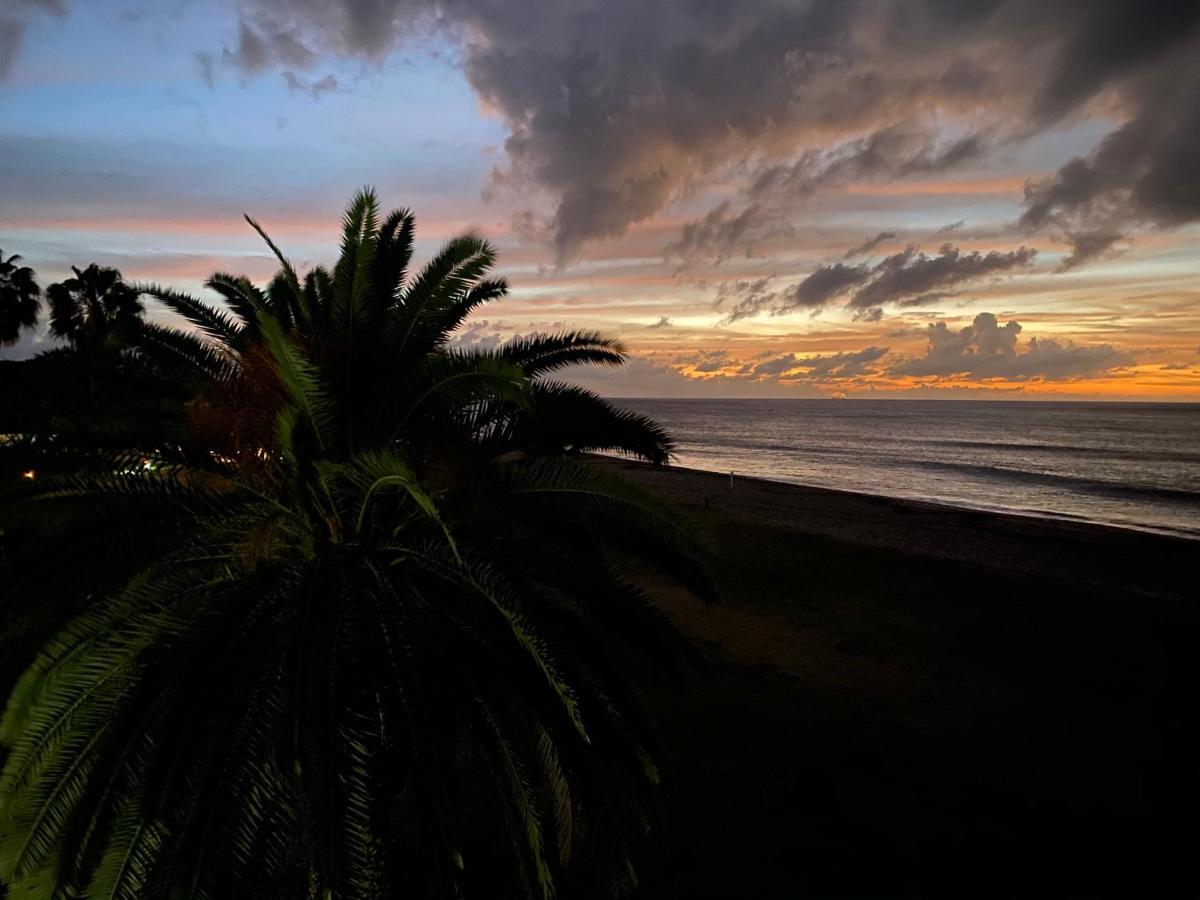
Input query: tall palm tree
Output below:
<box><xmin>42</xmin><ymin>263</ymin><xmax>145</xmax><ymax>401</ymax></box>
<box><xmin>46</xmin><ymin>263</ymin><xmax>144</xmax><ymax>348</ymax></box>
<box><xmin>0</xmin><ymin>190</ymin><xmax>708</xmax><ymax>898</ymax></box>
<box><xmin>0</xmin><ymin>250</ymin><xmax>40</xmax><ymax>346</ymax></box>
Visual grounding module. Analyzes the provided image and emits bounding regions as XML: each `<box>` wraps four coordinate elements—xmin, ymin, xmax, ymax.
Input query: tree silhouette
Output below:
<box><xmin>0</xmin><ymin>190</ymin><xmax>707</xmax><ymax>898</ymax></box>
<box><xmin>0</xmin><ymin>250</ymin><xmax>40</xmax><ymax>347</ymax></box>
<box><xmin>42</xmin><ymin>264</ymin><xmax>145</xmax><ymax>401</ymax></box>
<box><xmin>46</xmin><ymin>264</ymin><xmax>144</xmax><ymax>348</ymax></box>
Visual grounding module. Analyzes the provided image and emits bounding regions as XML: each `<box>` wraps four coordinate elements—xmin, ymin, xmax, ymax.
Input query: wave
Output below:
<box><xmin>924</xmin><ymin>439</ymin><xmax>1200</xmax><ymax>464</ymax></box>
<box><xmin>667</xmin><ymin>432</ymin><xmax>1200</xmax><ymax>466</ymax></box>
<box><xmin>900</xmin><ymin>459</ymin><xmax>1200</xmax><ymax>505</ymax></box>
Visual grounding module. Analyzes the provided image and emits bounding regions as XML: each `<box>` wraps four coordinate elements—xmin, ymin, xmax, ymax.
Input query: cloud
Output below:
<box><xmin>667</xmin><ymin>202</ymin><xmax>793</xmax><ymax>263</ymax></box>
<box><xmin>674</xmin><ymin>127</ymin><xmax>985</xmax><ymax>264</ymax></box>
<box><xmin>223</xmin><ymin>19</ymin><xmax>316</xmax><ymax>74</ymax></box>
<box><xmin>646</xmin><ymin>316</ymin><xmax>671</xmax><ymax>329</ymax></box>
<box><xmin>721</xmin><ymin>243</ymin><xmax>1036</xmax><ymax>321</ymax></box>
<box><xmin>849</xmin><ymin>243</ymin><xmax>1037</xmax><ymax>309</ymax></box>
<box><xmin>194</xmin><ymin>51</ymin><xmax>215</xmax><ymax>87</ymax></box>
<box><xmin>209</xmin><ymin>2</ymin><xmax>1013</xmax><ymax>261</ymax></box>
<box><xmin>716</xmin><ymin>262</ymin><xmax>872</xmax><ymax>323</ymax></box>
<box><xmin>751</xmin><ymin>346</ymin><xmax>889</xmax><ymax>380</ymax></box>
<box><xmin>53</xmin><ymin>0</ymin><xmax>1200</xmax><ymax>266</ymax></box>
<box><xmin>689</xmin><ymin>349</ymin><xmax>734</xmax><ymax>374</ymax></box>
<box><xmin>844</xmin><ymin>231</ymin><xmax>899</xmax><ymax>259</ymax></box>
<box><xmin>1057</xmin><ymin>229</ymin><xmax>1124</xmax><ymax>271</ymax></box>
<box><xmin>1016</xmin><ymin>3</ymin><xmax>1200</xmax><ymax>256</ymax></box>
<box><xmin>282</xmin><ymin>71</ymin><xmax>341</xmax><ymax>99</ymax></box>
<box><xmin>714</xmin><ymin>275</ymin><xmax>781</xmax><ymax>323</ymax></box>
<box><xmin>890</xmin><ymin>312</ymin><xmax>1135</xmax><ymax>380</ymax></box>
<box><xmin>801</xmin><ymin>346</ymin><xmax>889</xmax><ymax>378</ymax></box>
<box><xmin>564</xmin><ymin>354</ymin><xmax>705</xmax><ymax>398</ymax></box>
<box><xmin>0</xmin><ymin>0</ymin><xmax>66</xmax><ymax>80</ymax></box>
<box><xmin>747</xmin><ymin>126</ymin><xmax>987</xmax><ymax>204</ymax></box>
<box><xmin>795</xmin><ymin>263</ymin><xmax>873</xmax><ymax>309</ymax></box>
<box><xmin>0</xmin><ymin>24</ymin><xmax>20</xmax><ymax>79</ymax></box>
<box><xmin>749</xmin><ymin>354</ymin><xmax>802</xmax><ymax>378</ymax></box>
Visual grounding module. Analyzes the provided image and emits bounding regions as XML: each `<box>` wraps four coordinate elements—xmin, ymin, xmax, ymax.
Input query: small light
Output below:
<box><xmin>21</xmin><ymin>469</ymin><xmax>36</xmax><ymax>480</ymax></box>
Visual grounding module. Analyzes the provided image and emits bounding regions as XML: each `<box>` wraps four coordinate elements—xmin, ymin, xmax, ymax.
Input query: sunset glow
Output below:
<box><xmin>2</xmin><ymin>1</ymin><xmax>1197</xmax><ymax>399</ymax></box>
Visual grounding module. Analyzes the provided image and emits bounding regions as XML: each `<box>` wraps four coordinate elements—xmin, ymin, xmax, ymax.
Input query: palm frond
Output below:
<box><xmin>257</xmin><ymin>313</ymin><xmax>334</xmax><ymax>453</ymax></box>
<box><xmin>137</xmin><ymin>284</ymin><xmax>244</xmax><ymax>347</ymax></box>
<box><xmin>330</xmin><ymin>187</ymin><xmax>380</xmax><ymax>346</ymax></box>
<box><xmin>373</xmin><ymin>207</ymin><xmax>416</xmax><ymax>306</ymax></box>
<box><xmin>204</xmin><ymin>273</ymin><xmax>265</xmax><ymax>331</ymax></box>
<box><xmin>501</xmin><ymin>331</ymin><xmax>627</xmax><ymax>376</ymax></box>
<box><xmin>243</xmin><ymin>214</ymin><xmax>306</xmax><ymax>325</ymax></box>
<box><xmin>510</xmin><ymin>381</ymin><xmax>675</xmax><ymax>464</ymax></box>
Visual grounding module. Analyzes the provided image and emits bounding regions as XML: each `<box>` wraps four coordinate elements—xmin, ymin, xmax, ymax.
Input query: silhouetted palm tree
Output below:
<box><xmin>42</xmin><ymin>264</ymin><xmax>144</xmax><ymax>400</ymax></box>
<box><xmin>46</xmin><ymin>263</ymin><xmax>144</xmax><ymax>348</ymax></box>
<box><xmin>0</xmin><ymin>190</ymin><xmax>706</xmax><ymax>898</ymax></box>
<box><xmin>0</xmin><ymin>250</ymin><xmax>39</xmax><ymax>346</ymax></box>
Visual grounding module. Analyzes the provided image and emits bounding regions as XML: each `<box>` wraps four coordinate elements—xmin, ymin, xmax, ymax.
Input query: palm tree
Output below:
<box><xmin>0</xmin><ymin>250</ymin><xmax>40</xmax><ymax>346</ymax></box>
<box><xmin>0</xmin><ymin>190</ymin><xmax>707</xmax><ymax>898</ymax></box>
<box><xmin>43</xmin><ymin>264</ymin><xmax>145</xmax><ymax>401</ymax></box>
<box><xmin>46</xmin><ymin>263</ymin><xmax>144</xmax><ymax>348</ymax></box>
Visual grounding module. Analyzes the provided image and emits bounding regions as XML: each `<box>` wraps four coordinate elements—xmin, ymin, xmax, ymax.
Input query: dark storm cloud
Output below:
<box><xmin>216</xmin><ymin>1</ymin><xmax>1001</xmax><ymax>260</ymax></box>
<box><xmin>722</xmin><ymin>243</ymin><xmax>1035</xmax><ymax>322</ymax></box>
<box><xmin>797</xmin><ymin>263</ymin><xmax>873</xmax><ymax>308</ymax></box>
<box><xmin>849</xmin><ymin>244</ymin><xmax>1037</xmax><ymax>309</ymax></box>
<box><xmin>1027</xmin><ymin>0</ymin><xmax>1200</xmax><ymax>125</ymax></box>
<box><xmin>890</xmin><ymin>312</ymin><xmax>1134</xmax><ymax>380</ymax></box>
<box><xmin>1020</xmin><ymin>92</ymin><xmax>1200</xmax><ymax>260</ymax></box>
<box><xmin>200</xmin><ymin>1</ymin><xmax>1200</xmax><ymax>263</ymax></box>
<box><xmin>1015</xmin><ymin>1</ymin><xmax>1200</xmax><ymax>258</ymax></box>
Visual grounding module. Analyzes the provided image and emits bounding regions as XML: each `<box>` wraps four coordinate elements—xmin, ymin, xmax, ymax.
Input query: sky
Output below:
<box><xmin>1</xmin><ymin>0</ymin><xmax>1199</xmax><ymax>399</ymax></box>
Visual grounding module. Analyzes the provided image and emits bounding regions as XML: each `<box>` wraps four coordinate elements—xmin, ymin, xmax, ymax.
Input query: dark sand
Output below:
<box><xmin>604</xmin><ymin>460</ymin><xmax>1198</xmax><ymax>899</ymax></box>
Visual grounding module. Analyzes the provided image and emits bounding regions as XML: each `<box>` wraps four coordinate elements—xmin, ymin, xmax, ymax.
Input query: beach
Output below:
<box><xmin>604</xmin><ymin>459</ymin><xmax>1198</xmax><ymax>898</ymax></box>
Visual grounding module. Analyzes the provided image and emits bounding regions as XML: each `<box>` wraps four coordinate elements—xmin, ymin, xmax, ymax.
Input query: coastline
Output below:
<box><xmin>666</xmin><ymin>457</ymin><xmax>1200</xmax><ymax>541</ymax></box>
<box><xmin>614</xmin><ymin>397</ymin><xmax>1200</xmax><ymax>542</ymax></box>
<box><xmin>601</xmin><ymin>456</ymin><xmax>1199</xmax><ymax>897</ymax></box>
<box><xmin>602</xmin><ymin>456</ymin><xmax>1197</xmax><ymax>602</ymax></box>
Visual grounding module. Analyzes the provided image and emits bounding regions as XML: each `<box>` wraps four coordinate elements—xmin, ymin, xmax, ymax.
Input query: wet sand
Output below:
<box><xmin>604</xmin><ymin>459</ymin><xmax>1198</xmax><ymax>898</ymax></box>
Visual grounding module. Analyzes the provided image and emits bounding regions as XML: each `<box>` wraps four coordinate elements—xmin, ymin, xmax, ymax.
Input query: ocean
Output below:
<box><xmin>619</xmin><ymin>399</ymin><xmax>1200</xmax><ymax>539</ymax></box>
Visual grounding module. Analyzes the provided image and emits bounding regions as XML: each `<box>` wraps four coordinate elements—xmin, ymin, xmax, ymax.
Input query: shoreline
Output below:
<box><xmin>663</xmin><ymin>457</ymin><xmax>1200</xmax><ymax>542</ymax></box>
<box><xmin>600</xmin><ymin>456</ymin><xmax>1196</xmax><ymax>604</ymax></box>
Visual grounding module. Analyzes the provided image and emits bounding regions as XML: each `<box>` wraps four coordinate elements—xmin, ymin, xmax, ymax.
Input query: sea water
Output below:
<box><xmin>619</xmin><ymin>399</ymin><xmax>1200</xmax><ymax>539</ymax></box>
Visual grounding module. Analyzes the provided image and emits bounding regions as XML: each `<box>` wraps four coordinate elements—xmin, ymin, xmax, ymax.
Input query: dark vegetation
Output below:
<box><xmin>2</xmin><ymin>194</ymin><xmax>1195</xmax><ymax>899</ymax></box>
<box><xmin>0</xmin><ymin>191</ymin><xmax>709</xmax><ymax>898</ymax></box>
